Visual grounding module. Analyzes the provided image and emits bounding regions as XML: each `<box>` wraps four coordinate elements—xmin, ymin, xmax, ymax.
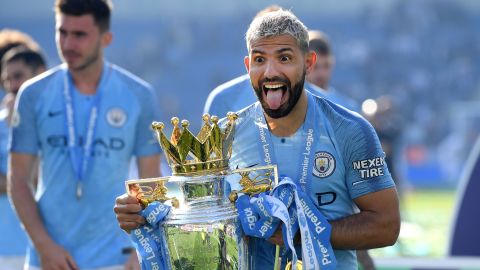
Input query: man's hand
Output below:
<box><xmin>124</xmin><ymin>252</ymin><xmax>141</xmax><ymax>270</ymax></box>
<box><xmin>38</xmin><ymin>241</ymin><xmax>78</xmax><ymax>270</ymax></box>
<box><xmin>114</xmin><ymin>194</ymin><xmax>145</xmax><ymax>232</ymax></box>
<box><xmin>268</xmin><ymin>225</ymin><xmax>285</xmax><ymax>246</ymax></box>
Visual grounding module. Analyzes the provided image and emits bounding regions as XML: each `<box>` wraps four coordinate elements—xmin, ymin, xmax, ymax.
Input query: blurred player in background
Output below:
<box><xmin>8</xmin><ymin>0</ymin><xmax>161</xmax><ymax>269</ymax></box>
<box><xmin>0</xmin><ymin>44</ymin><xmax>46</xmax><ymax>270</ymax></box>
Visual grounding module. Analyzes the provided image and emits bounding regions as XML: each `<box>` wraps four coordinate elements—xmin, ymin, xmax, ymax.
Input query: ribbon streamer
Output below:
<box><xmin>131</xmin><ymin>202</ymin><xmax>171</xmax><ymax>270</ymax></box>
<box><xmin>237</xmin><ymin>178</ymin><xmax>337</xmax><ymax>270</ymax></box>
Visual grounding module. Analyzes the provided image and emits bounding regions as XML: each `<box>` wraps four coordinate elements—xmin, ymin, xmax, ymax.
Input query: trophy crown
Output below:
<box><xmin>151</xmin><ymin>113</ymin><xmax>238</xmax><ymax>175</ymax></box>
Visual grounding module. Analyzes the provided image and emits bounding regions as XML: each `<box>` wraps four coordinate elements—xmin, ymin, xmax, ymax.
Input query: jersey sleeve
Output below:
<box><xmin>344</xmin><ymin>117</ymin><xmax>395</xmax><ymax>199</ymax></box>
<box><xmin>9</xmin><ymin>85</ymin><xmax>39</xmax><ymax>154</ymax></box>
<box><xmin>204</xmin><ymin>90</ymin><xmax>230</xmax><ymax>117</ymax></box>
<box><xmin>133</xmin><ymin>86</ymin><xmax>162</xmax><ymax>157</ymax></box>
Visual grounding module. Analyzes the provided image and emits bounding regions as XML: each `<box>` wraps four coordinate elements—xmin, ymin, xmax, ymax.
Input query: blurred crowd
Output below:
<box><xmin>110</xmin><ymin>0</ymin><xmax>480</xmax><ymax>187</ymax></box>
<box><xmin>2</xmin><ymin>0</ymin><xmax>479</xmax><ymax>189</ymax></box>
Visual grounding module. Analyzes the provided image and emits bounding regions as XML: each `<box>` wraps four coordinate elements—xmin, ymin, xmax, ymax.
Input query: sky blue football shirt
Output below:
<box><xmin>227</xmin><ymin>90</ymin><xmax>395</xmax><ymax>270</ymax></box>
<box><xmin>10</xmin><ymin>62</ymin><xmax>161</xmax><ymax>268</ymax></box>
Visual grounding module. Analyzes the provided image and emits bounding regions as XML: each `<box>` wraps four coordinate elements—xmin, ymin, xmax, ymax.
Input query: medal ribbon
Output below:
<box><xmin>248</xmin><ymin>91</ymin><xmax>336</xmax><ymax>268</ymax></box>
<box><xmin>254</xmin><ymin>91</ymin><xmax>317</xmax><ymax>192</ymax></box>
<box><xmin>236</xmin><ymin>178</ymin><xmax>337</xmax><ymax>269</ymax></box>
<box><xmin>62</xmin><ymin>64</ymin><xmax>110</xmax><ymax>198</ymax></box>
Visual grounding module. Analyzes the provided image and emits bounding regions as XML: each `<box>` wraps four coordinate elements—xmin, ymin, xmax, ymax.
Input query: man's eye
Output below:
<box><xmin>280</xmin><ymin>56</ymin><xmax>291</xmax><ymax>62</ymax></box>
<box><xmin>254</xmin><ymin>57</ymin><xmax>264</xmax><ymax>63</ymax></box>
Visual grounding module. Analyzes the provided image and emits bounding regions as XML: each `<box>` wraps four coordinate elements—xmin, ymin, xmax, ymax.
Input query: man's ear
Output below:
<box><xmin>101</xmin><ymin>31</ymin><xmax>113</xmax><ymax>47</ymax></box>
<box><xmin>305</xmin><ymin>51</ymin><xmax>317</xmax><ymax>74</ymax></box>
<box><xmin>244</xmin><ymin>56</ymin><xmax>250</xmax><ymax>73</ymax></box>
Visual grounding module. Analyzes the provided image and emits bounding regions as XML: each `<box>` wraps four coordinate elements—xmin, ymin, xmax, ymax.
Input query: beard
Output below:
<box><xmin>253</xmin><ymin>69</ymin><xmax>306</xmax><ymax>119</ymax></box>
<box><xmin>60</xmin><ymin>40</ymin><xmax>101</xmax><ymax>72</ymax></box>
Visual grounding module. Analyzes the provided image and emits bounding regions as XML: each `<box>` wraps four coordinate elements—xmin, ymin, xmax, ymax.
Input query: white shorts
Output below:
<box><xmin>0</xmin><ymin>256</ymin><xmax>26</xmax><ymax>270</ymax></box>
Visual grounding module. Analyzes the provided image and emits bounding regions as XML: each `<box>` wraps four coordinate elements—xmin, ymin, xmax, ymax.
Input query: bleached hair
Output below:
<box><xmin>246</xmin><ymin>9</ymin><xmax>309</xmax><ymax>53</ymax></box>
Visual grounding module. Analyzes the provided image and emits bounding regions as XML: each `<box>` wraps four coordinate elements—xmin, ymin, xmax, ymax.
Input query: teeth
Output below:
<box><xmin>264</xmin><ymin>84</ymin><xmax>283</xmax><ymax>89</ymax></box>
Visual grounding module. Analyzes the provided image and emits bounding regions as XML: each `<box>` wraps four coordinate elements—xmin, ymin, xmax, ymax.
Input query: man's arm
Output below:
<box><xmin>8</xmin><ymin>153</ymin><xmax>78</xmax><ymax>270</ymax></box>
<box><xmin>268</xmin><ymin>188</ymin><xmax>400</xmax><ymax>249</ymax></box>
<box><xmin>330</xmin><ymin>187</ymin><xmax>400</xmax><ymax>249</ymax></box>
<box><xmin>137</xmin><ymin>154</ymin><xmax>161</xmax><ymax>178</ymax></box>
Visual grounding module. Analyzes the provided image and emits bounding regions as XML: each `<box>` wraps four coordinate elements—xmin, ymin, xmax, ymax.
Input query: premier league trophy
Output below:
<box><xmin>126</xmin><ymin>113</ymin><xmax>278</xmax><ymax>270</ymax></box>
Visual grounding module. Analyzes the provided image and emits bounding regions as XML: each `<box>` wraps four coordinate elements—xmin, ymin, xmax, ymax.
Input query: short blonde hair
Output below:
<box><xmin>246</xmin><ymin>9</ymin><xmax>309</xmax><ymax>53</ymax></box>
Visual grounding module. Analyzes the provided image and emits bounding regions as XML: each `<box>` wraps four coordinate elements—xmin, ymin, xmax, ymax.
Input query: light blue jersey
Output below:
<box><xmin>0</xmin><ymin>118</ymin><xmax>28</xmax><ymax>256</ymax></box>
<box><xmin>227</xmin><ymin>90</ymin><xmax>395</xmax><ymax>270</ymax></box>
<box><xmin>204</xmin><ymin>74</ymin><xmax>328</xmax><ymax>117</ymax></box>
<box><xmin>10</xmin><ymin>62</ymin><xmax>161</xmax><ymax>268</ymax></box>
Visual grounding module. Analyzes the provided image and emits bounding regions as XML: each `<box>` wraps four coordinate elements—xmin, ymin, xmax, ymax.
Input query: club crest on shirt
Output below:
<box><xmin>106</xmin><ymin>108</ymin><xmax>127</xmax><ymax>127</ymax></box>
<box><xmin>313</xmin><ymin>151</ymin><xmax>335</xmax><ymax>178</ymax></box>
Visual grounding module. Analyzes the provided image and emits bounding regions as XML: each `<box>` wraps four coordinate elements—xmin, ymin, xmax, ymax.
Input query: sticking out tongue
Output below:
<box><xmin>266</xmin><ymin>90</ymin><xmax>283</xmax><ymax>110</ymax></box>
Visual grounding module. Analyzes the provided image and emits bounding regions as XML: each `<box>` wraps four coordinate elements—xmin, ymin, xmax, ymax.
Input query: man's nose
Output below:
<box><xmin>62</xmin><ymin>35</ymin><xmax>75</xmax><ymax>50</ymax></box>
<box><xmin>11</xmin><ymin>79</ymin><xmax>23</xmax><ymax>93</ymax></box>
<box><xmin>263</xmin><ymin>61</ymin><xmax>280</xmax><ymax>79</ymax></box>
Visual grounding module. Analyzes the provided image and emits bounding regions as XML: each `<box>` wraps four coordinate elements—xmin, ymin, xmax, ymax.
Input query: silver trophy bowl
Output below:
<box><xmin>163</xmin><ymin>173</ymin><xmax>247</xmax><ymax>270</ymax></box>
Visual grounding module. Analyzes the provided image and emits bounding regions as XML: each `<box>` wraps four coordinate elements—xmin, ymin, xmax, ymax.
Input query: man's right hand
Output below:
<box><xmin>38</xmin><ymin>241</ymin><xmax>78</xmax><ymax>270</ymax></box>
<box><xmin>114</xmin><ymin>193</ymin><xmax>145</xmax><ymax>231</ymax></box>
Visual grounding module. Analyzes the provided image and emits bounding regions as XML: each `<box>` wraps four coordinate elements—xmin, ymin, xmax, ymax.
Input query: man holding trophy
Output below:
<box><xmin>115</xmin><ymin>9</ymin><xmax>400</xmax><ymax>270</ymax></box>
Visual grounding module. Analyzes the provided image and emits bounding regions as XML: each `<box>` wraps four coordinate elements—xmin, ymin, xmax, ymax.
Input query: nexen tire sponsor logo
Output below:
<box><xmin>352</xmin><ymin>156</ymin><xmax>386</xmax><ymax>179</ymax></box>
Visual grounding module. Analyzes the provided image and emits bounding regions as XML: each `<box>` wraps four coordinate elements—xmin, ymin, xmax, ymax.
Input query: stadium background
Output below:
<box><xmin>1</xmin><ymin>0</ymin><xmax>480</xmax><ymax>269</ymax></box>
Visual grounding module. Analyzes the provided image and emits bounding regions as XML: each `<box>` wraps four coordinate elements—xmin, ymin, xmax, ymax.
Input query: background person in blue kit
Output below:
<box><xmin>306</xmin><ymin>30</ymin><xmax>360</xmax><ymax>112</ymax></box>
<box><xmin>8</xmin><ymin>0</ymin><xmax>161</xmax><ymax>269</ymax></box>
<box><xmin>0</xmin><ymin>29</ymin><xmax>41</xmax><ymax>102</ymax></box>
<box><xmin>114</xmin><ymin>9</ymin><xmax>400</xmax><ymax>270</ymax></box>
<box><xmin>0</xmin><ymin>47</ymin><xmax>46</xmax><ymax>270</ymax></box>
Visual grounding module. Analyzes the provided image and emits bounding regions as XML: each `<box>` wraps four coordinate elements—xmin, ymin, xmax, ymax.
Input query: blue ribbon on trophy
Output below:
<box><xmin>236</xmin><ymin>178</ymin><xmax>337</xmax><ymax>270</ymax></box>
<box><xmin>130</xmin><ymin>202</ymin><xmax>172</xmax><ymax>270</ymax></box>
